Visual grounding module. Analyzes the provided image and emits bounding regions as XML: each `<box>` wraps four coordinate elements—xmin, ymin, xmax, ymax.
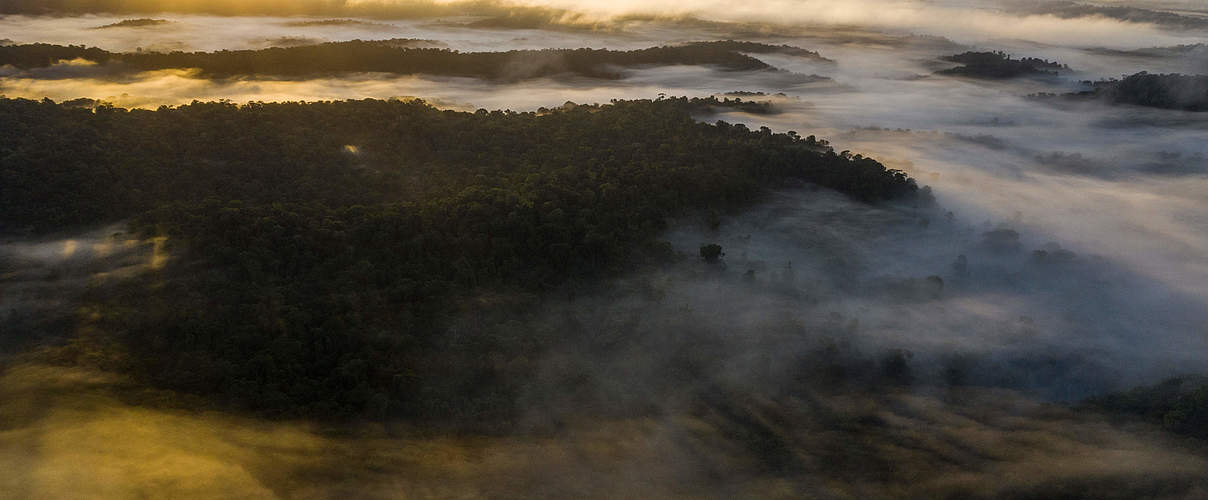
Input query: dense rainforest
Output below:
<box><xmin>1022</xmin><ymin>1</ymin><xmax>1208</xmax><ymax>31</ymax></box>
<box><xmin>0</xmin><ymin>0</ymin><xmax>566</xmax><ymax>19</ymax></box>
<box><xmin>91</xmin><ymin>18</ymin><xmax>173</xmax><ymax>29</ymax></box>
<box><xmin>681</xmin><ymin>40</ymin><xmax>831</xmax><ymax>60</ymax></box>
<box><xmin>1079</xmin><ymin>72</ymin><xmax>1208</xmax><ymax>111</ymax></box>
<box><xmin>1</xmin><ymin>97</ymin><xmax>921</xmax><ymax>421</ymax></box>
<box><xmin>0</xmin><ymin>40</ymin><xmax>822</xmax><ymax>81</ymax></box>
<box><xmin>1087</xmin><ymin>376</ymin><xmax>1208</xmax><ymax>439</ymax></box>
<box><xmin>938</xmin><ymin>51</ymin><xmax>1068</xmax><ymax>79</ymax></box>
<box><xmin>1085</xmin><ymin>376</ymin><xmax>1208</xmax><ymax>440</ymax></box>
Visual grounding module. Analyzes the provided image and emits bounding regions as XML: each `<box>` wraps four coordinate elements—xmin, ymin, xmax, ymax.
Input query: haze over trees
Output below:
<box><xmin>4</xmin><ymin>3</ymin><xmax>1208</xmax><ymax>496</ymax></box>
<box><xmin>0</xmin><ymin>41</ymin><xmax>825</xmax><ymax>82</ymax></box>
<box><xmin>1079</xmin><ymin>72</ymin><xmax>1208</xmax><ymax>111</ymax></box>
<box><xmin>0</xmin><ymin>0</ymin><xmax>567</xmax><ymax>20</ymax></box>
<box><xmin>1019</xmin><ymin>1</ymin><xmax>1208</xmax><ymax>31</ymax></box>
<box><xmin>939</xmin><ymin>51</ymin><xmax>1068</xmax><ymax>79</ymax></box>
<box><xmin>1029</xmin><ymin>72</ymin><xmax>1208</xmax><ymax>111</ymax></box>
<box><xmin>1</xmin><ymin>96</ymin><xmax>920</xmax><ymax>419</ymax></box>
<box><xmin>91</xmin><ymin>18</ymin><xmax>173</xmax><ymax>29</ymax></box>
<box><xmin>1085</xmin><ymin>376</ymin><xmax>1208</xmax><ymax>439</ymax></box>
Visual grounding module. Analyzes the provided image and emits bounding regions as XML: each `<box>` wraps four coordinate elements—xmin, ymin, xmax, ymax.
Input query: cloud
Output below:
<box><xmin>3</xmin><ymin>5</ymin><xmax>1208</xmax><ymax>496</ymax></box>
<box><xmin>2</xmin><ymin>0</ymin><xmax>1206</xmax><ymax>48</ymax></box>
<box><xmin>1</xmin><ymin>361</ymin><xmax>1205</xmax><ymax>498</ymax></box>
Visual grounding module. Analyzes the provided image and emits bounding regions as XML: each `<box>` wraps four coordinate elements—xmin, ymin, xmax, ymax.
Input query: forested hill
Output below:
<box><xmin>0</xmin><ymin>40</ymin><xmax>823</xmax><ymax>81</ymax></box>
<box><xmin>939</xmin><ymin>51</ymin><xmax>1068</xmax><ymax>79</ymax></box>
<box><xmin>1083</xmin><ymin>376</ymin><xmax>1208</xmax><ymax>440</ymax></box>
<box><xmin>1</xmin><ymin>96</ymin><xmax>917</xmax><ymax>234</ymax></box>
<box><xmin>680</xmin><ymin>40</ymin><xmax>832</xmax><ymax>61</ymax></box>
<box><xmin>1081</xmin><ymin>72</ymin><xmax>1208</xmax><ymax>111</ymax></box>
<box><xmin>1</xmin><ymin>97</ymin><xmax>920</xmax><ymax>419</ymax></box>
<box><xmin>1030</xmin><ymin>72</ymin><xmax>1208</xmax><ymax>111</ymax></box>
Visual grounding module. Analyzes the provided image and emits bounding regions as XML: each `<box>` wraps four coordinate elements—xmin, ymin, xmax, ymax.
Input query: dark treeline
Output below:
<box><xmin>0</xmin><ymin>43</ymin><xmax>112</xmax><ymax>68</ymax></box>
<box><xmin>280</xmin><ymin>18</ymin><xmax>396</xmax><ymax>29</ymax></box>
<box><xmin>3</xmin><ymin>97</ymin><xmax>920</xmax><ymax>420</ymax></box>
<box><xmin>1081</xmin><ymin>72</ymin><xmax>1208</xmax><ymax>111</ymax></box>
<box><xmin>1085</xmin><ymin>43</ymin><xmax>1207</xmax><ymax>59</ymax></box>
<box><xmin>0</xmin><ymin>0</ymin><xmax>543</xmax><ymax>19</ymax></box>
<box><xmin>1084</xmin><ymin>376</ymin><xmax>1208</xmax><ymax>440</ymax></box>
<box><xmin>939</xmin><ymin>51</ymin><xmax>1068</xmax><ymax>79</ymax></box>
<box><xmin>682</xmin><ymin>40</ymin><xmax>832</xmax><ymax>61</ymax></box>
<box><xmin>91</xmin><ymin>18</ymin><xmax>172</xmax><ymax>29</ymax></box>
<box><xmin>0</xmin><ymin>40</ymin><xmax>821</xmax><ymax>81</ymax></box>
<box><xmin>1020</xmin><ymin>1</ymin><xmax>1208</xmax><ymax>31</ymax></box>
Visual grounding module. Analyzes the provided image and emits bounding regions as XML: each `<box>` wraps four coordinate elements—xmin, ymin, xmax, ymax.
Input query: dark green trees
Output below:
<box><xmin>700</xmin><ymin>244</ymin><xmax>724</xmax><ymax>263</ymax></box>
<box><xmin>939</xmin><ymin>51</ymin><xmax>1067</xmax><ymax>79</ymax></box>
<box><xmin>0</xmin><ymin>41</ymin><xmax>816</xmax><ymax>81</ymax></box>
<box><xmin>2</xmin><ymin>96</ymin><xmax>920</xmax><ymax>418</ymax></box>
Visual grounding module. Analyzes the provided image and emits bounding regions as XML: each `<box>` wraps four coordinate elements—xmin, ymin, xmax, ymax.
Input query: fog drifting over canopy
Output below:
<box><xmin>5</xmin><ymin>0</ymin><xmax>1208</xmax><ymax>391</ymax></box>
<box><xmin>4</xmin><ymin>0</ymin><xmax>1208</xmax><ymax>399</ymax></box>
<box><xmin>3</xmin><ymin>1</ymin><xmax>1208</xmax><ymax>497</ymax></box>
<box><xmin>3</xmin><ymin>0</ymin><xmax>1208</xmax><ymax>48</ymax></box>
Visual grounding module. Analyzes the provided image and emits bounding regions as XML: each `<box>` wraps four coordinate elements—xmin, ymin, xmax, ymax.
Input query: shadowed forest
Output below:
<box><xmin>5</xmin><ymin>96</ymin><xmax>919</xmax><ymax>421</ymax></box>
<box><xmin>2</xmin><ymin>0</ymin><xmax>1208</xmax><ymax>498</ymax></box>
<box><xmin>0</xmin><ymin>40</ymin><xmax>825</xmax><ymax>81</ymax></box>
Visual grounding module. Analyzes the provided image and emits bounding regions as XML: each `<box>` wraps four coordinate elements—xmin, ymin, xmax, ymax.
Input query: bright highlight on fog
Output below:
<box><xmin>2</xmin><ymin>0</ymin><xmax>1207</xmax><ymax>498</ymax></box>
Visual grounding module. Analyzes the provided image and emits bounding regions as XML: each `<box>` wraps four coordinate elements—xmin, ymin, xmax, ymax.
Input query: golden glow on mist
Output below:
<box><xmin>1</xmin><ymin>361</ymin><xmax>1205</xmax><ymax>499</ymax></box>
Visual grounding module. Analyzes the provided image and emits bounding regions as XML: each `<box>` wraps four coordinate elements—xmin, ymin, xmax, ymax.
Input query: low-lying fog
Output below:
<box><xmin>4</xmin><ymin>0</ymin><xmax>1206</xmax><ymax>398</ymax></box>
<box><xmin>4</xmin><ymin>0</ymin><xmax>1206</xmax><ymax>48</ymax></box>
<box><xmin>2</xmin><ymin>2</ymin><xmax>1207</xmax><ymax>496</ymax></box>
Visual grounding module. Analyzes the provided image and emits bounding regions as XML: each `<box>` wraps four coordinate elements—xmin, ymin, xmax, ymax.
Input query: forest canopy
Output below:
<box><xmin>1078</xmin><ymin>72</ymin><xmax>1208</xmax><ymax>111</ymax></box>
<box><xmin>91</xmin><ymin>18</ymin><xmax>173</xmax><ymax>29</ymax></box>
<box><xmin>1084</xmin><ymin>376</ymin><xmax>1208</xmax><ymax>439</ymax></box>
<box><xmin>2</xmin><ymin>96</ymin><xmax>920</xmax><ymax>419</ymax></box>
<box><xmin>0</xmin><ymin>41</ymin><xmax>825</xmax><ymax>81</ymax></box>
<box><xmin>938</xmin><ymin>51</ymin><xmax>1068</xmax><ymax>79</ymax></box>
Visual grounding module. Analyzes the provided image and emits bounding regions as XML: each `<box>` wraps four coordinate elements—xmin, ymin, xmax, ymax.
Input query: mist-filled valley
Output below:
<box><xmin>2</xmin><ymin>1</ymin><xmax>1207</xmax><ymax>498</ymax></box>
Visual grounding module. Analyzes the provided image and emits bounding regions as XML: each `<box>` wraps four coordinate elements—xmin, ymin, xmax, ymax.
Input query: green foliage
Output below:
<box><xmin>1035</xmin><ymin>72</ymin><xmax>1208</xmax><ymax>111</ymax></box>
<box><xmin>939</xmin><ymin>51</ymin><xmax>1067</xmax><ymax>79</ymax></box>
<box><xmin>0</xmin><ymin>43</ymin><xmax>111</xmax><ymax>69</ymax></box>
<box><xmin>92</xmin><ymin>18</ymin><xmax>172</xmax><ymax>29</ymax></box>
<box><xmin>679</xmin><ymin>40</ymin><xmax>831</xmax><ymax>61</ymax></box>
<box><xmin>700</xmin><ymin>244</ymin><xmax>724</xmax><ymax>263</ymax></box>
<box><xmin>1088</xmin><ymin>72</ymin><xmax>1208</xmax><ymax>111</ymax></box>
<box><xmin>0</xmin><ymin>40</ymin><xmax>819</xmax><ymax>81</ymax></box>
<box><xmin>1084</xmin><ymin>376</ymin><xmax>1208</xmax><ymax>439</ymax></box>
<box><xmin>1</xmin><ymin>96</ymin><xmax>917</xmax><ymax>234</ymax></box>
<box><xmin>2</xmin><ymin>96</ymin><xmax>919</xmax><ymax>419</ymax></box>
